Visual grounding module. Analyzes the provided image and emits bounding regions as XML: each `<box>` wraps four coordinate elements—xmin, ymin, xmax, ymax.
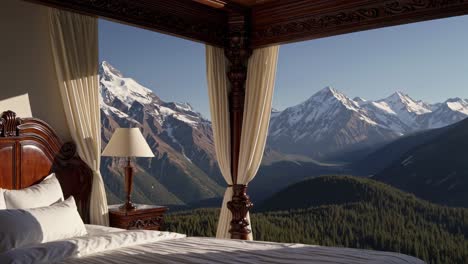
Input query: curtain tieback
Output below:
<box><xmin>227</xmin><ymin>184</ymin><xmax>248</xmax><ymax>189</ymax></box>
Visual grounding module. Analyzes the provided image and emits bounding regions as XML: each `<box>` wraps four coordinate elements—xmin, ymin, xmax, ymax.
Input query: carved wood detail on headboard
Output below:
<box><xmin>0</xmin><ymin>110</ymin><xmax>21</xmax><ymax>137</ymax></box>
<box><xmin>0</xmin><ymin>111</ymin><xmax>92</xmax><ymax>223</ymax></box>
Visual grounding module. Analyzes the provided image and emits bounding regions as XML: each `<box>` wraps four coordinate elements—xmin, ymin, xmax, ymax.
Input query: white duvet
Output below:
<box><xmin>0</xmin><ymin>226</ymin><xmax>185</xmax><ymax>264</ymax></box>
<box><xmin>0</xmin><ymin>225</ymin><xmax>425</xmax><ymax>264</ymax></box>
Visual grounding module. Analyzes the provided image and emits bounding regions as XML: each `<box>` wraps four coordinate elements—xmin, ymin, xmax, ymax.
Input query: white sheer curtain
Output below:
<box><xmin>237</xmin><ymin>45</ymin><xmax>279</xmax><ymax>240</ymax></box>
<box><xmin>206</xmin><ymin>45</ymin><xmax>279</xmax><ymax>239</ymax></box>
<box><xmin>206</xmin><ymin>46</ymin><xmax>233</xmax><ymax>239</ymax></box>
<box><xmin>48</xmin><ymin>8</ymin><xmax>109</xmax><ymax>226</ymax></box>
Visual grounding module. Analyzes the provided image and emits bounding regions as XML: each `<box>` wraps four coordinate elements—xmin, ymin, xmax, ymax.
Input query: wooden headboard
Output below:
<box><xmin>0</xmin><ymin>110</ymin><xmax>92</xmax><ymax>223</ymax></box>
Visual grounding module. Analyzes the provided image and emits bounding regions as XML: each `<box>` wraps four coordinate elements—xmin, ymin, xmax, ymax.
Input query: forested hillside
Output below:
<box><xmin>165</xmin><ymin>176</ymin><xmax>468</xmax><ymax>264</ymax></box>
<box><xmin>375</xmin><ymin>117</ymin><xmax>468</xmax><ymax>208</ymax></box>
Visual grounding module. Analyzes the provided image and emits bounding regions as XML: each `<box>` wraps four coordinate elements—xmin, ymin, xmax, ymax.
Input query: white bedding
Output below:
<box><xmin>0</xmin><ymin>228</ymin><xmax>185</xmax><ymax>264</ymax></box>
<box><xmin>84</xmin><ymin>224</ymin><xmax>124</xmax><ymax>236</ymax></box>
<box><xmin>0</xmin><ymin>226</ymin><xmax>425</xmax><ymax>264</ymax></box>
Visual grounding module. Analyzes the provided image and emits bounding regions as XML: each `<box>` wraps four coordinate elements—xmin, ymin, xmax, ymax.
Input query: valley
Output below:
<box><xmin>99</xmin><ymin>60</ymin><xmax>468</xmax><ymax>210</ymax></box>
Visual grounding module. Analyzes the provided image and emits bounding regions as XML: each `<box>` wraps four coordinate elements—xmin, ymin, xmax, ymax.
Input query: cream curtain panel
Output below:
<box><xmin>206</xmin><ymin>45</ymin><xmax>279</xmax><ymax>240</ymax></box>
<box><xmin>206</xmin><ymin>46</ymin><xmax>233</xmax><ymax>239</ymax></box>
<box><xmin>237</xmin><ymin>45</ymin><xmax>279</xmax><ymax>240</ymax></box>
<box><xmin>49</xmin><ymin>9</ymin><xmax>109</xmax><ymax>226</ymax></box>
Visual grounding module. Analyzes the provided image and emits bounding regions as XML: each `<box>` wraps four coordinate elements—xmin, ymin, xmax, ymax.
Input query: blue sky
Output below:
<box><xmin>99</xmin><ymin>15</ymin><xmax>468</xmax><ymax>117</ymax></box>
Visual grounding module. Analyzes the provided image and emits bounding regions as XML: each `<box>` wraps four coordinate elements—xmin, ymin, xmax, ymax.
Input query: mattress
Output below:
<box><xmin>0</xmin><ymin>225</ymin><xmax>425</xmax><ymax>264</ymax></box>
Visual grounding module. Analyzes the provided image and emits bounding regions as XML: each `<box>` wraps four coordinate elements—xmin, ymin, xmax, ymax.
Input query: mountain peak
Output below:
<box><xmin>100</xmin><ymin>60</ymin><xmax>110</xmax><ymax>67</ymax></box>
<box><xmin>300</xmin><ymin>87</ymin><xmax>362</xmax><ymax>115</ymax></box>
<box><xmin>310</xmin><ymin>86</ymin><xmax>345</xmax><ymax>99</ymax></box>
<box><xmin>387</xmin><ymin>91</ymin><xmax>411</xmax><ymax>101</ymax></box>
<box><xmin>318</xmin><ymin>86</ymin><xmax>339</xmax><ymax>95</ymax></box>
<box><xmin>99</xmin><ymin>62</ymin><xmax>207</xmax><ymax>128</ymax></box>
<box><xmin>440</xmin><ymin>98</ymin><xmax>468</xmax><ymax>115</ymax></box>
<box><xmin>100</xmin><ymin>61</ymin><xmax>124</xmax><ymax>78</ymax></box>
<box><xmin>99</xmin><ymin>60</ymin><xmax>154</xmax><ymax>108</ymax></box>
<box><xmin>381</xmin><ymin>91</ymin><xmax>431</xmax><ymax>116</ymax></box>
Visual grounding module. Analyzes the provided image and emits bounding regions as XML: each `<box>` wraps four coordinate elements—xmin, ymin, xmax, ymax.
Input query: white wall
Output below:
<box><xmin>0</xmin><ymin>0</ymin><xmax>71</xmax><ymax>140</ymax></box>
<box><xmin>0</xmin><ymin>94</ymin><xmax>32</xmax><ymax>117</ymax></box>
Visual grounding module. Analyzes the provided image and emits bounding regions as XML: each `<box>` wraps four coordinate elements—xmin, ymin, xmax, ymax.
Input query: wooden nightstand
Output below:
<box><xmin>109</xmin><ymin>204</ymin><xmax>168</xmax><ymax>230</ymax></box>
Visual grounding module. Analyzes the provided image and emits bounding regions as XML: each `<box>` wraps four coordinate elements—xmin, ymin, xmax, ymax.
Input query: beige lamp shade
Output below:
<box><xmin>102</xmin><ymin>128</ymin><xmax>155</xmax><ymax>157</ymax></box>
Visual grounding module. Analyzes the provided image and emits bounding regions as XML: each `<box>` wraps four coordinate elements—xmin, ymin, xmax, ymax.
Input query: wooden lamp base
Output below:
<box><xmin>121</xmin><ymin>157</ymin><xmax>136</xmax><ymax>211</ymax></box>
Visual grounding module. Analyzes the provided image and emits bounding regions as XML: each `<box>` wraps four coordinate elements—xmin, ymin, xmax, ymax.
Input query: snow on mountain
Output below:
<box><xmin>99</xmin><ymin>61</ymin><xmax>224</xmax><ymax>206</ymax></box>
<box><xmin>100</xmin><ymin>61</ymin><xmax>155</xmax><ymax>107</ymax></box>
<box><xmin>268</xmin><ymin>87</ymin><xmax>400</xmax><ymax>159</ymax></box>
<box><xmin>362</xmin><ymin>101</ymin><xmax>409</xmax><ymax>134</ymax></box>
<box><xmin>376</xmin><ymin>92</ymin><xmax>431</xmax><ymax>127</ymax></box>
<box><xmin>99</xmin><ymin>61</ymin><xmax>204</xmax><ymax>128</ymax></box>
<box><xmin>445</xmin><ymin>98</ymin><xmax>468</xmax><ymax>115</ymax></box>
<box><xmin>270</xmin><ymin>86</ymin><xmax>389</xmax><ymax>139</ymax></box>
<box><xmin>99</xmin><ymin>60</ymin><xmax>468</xmax><ymax>164</ymax></box>
<box><xmin>269</xmin><ymin>87</ymin><xmax>468</xmax><ymax>160</ymax></box>
<box><xmin>418</xmin><ymin>98</ymin><xmax>468</xmax><ymax>129</ymax></box>
<box><xmin>385</xmin><ymin>92</ymin><xmax>432</xmax><ymax>114</ymax></box>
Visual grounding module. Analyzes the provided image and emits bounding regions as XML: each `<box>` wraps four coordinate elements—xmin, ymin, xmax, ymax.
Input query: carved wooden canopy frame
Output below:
<box><xmin>0</xmin><ymin>111</ymin><xmax>93</xmax><ymax>223</ymax></box>
<box><xmin>22</xmin><ymin>0</ymin><xmax>468</xmax><ymax>48</ymax></box>
<box><xmin>16</xmin><ymin>0</ymin><xmax>468</xmax><ymax>239</ymax></box>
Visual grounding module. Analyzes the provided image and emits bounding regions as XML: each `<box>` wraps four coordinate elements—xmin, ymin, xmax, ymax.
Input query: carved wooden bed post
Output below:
<box><xmin>224</xmin><ymin>8</ymin><xmax>253</xmax><ymax>240</ymax></box>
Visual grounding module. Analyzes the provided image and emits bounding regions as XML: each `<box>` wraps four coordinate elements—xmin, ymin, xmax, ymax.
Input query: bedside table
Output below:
<box><xmin>109</xmin><ymin>204</ymin><xmax>168</xmax><ymax>230</ymax></box>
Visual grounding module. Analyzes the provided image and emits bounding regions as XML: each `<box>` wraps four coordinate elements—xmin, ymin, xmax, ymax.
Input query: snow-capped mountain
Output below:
<box><xmin>268</xmin><ymin>87</ymin><xmax>401</xmax><ymax>159</ymax></box>
<box><xmin>268</xmin><ymin>87</ymin><xmax>468</xmax><ymax>160</ymax></box>
<box><xmin>98</xmin><ymin>61</ymin><xmax>468</xmax><ymax>203</ymax></box>
<box><xmin>100</xmin><ymin>61</ymin><xmax>203</xmax><ymax>129</ymax></box>
<box><xmin>366</xmin><ymin>92</ymin><xmax>468</xmax><ymax>132</ymax></box>
<box><xmin>368</xmin><ymin>92</ymin><xmax>431</xmax><ymax>132</ymax></box>
<box><xmin>99</xmin><ymin>61</ymin><xmax>224</xmax><ymax>206</ymax></box>
<box><xmin>418</xmin><ymin>98</ymin><xmax>468</xmax><ymax>129</ymax></box>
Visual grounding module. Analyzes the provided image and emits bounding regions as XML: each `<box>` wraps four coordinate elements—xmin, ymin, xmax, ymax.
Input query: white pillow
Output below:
<box><xmin>0</xmin><ymin>189</ymin><xmax>5</xmax><ymax>209</ymax></box>
<box><xmin>0</xmin><ymin>196</ymin><xmax>87</xmax><ymax>253</ymax></box>
<box><xmin>4</xmin><ymin>173</ymin><xmax>64</xmax><ymax>209</ymax></box>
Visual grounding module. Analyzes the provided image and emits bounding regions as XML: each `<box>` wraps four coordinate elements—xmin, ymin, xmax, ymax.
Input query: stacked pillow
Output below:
<box><xmin>3</xmin><ymin>173</ymin><xmax>64</xmax><ymax>209</ymax></box>
<box><xmin>0</xmin><ymin>196</ymin><xmax>87</xmax><ymax>253</ymax></box>
<box><xmin>0</xmin><ymin>173</ymin><xmax>88</xmax><ymax>253</ymax></box>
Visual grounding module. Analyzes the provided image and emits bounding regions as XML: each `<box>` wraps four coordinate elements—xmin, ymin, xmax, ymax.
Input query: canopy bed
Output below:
<box><xmin>13</xmin><ymin>0</ymin><xmax>468</xmax><ymax>241</ymax></box>
<box><xmin>1</xmin><ymin>0</ymin><xmax>465</xmax><ymax>262</ymax></box>
<box><xmin>0</xmin><ymin>110</ymin><xmax>424</xmax><ymax>263</ymax></box>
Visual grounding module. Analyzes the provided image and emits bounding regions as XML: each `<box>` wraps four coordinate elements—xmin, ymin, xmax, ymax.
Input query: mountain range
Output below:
<box><xmin>98</xmin><ymin>61</ymin><xmax>468</xmax><ymax>208</ymax></box>
<box><xmin>268</xmin><ymin>86</ymin><xmax>468</xmax><ymax>160</ymax></box>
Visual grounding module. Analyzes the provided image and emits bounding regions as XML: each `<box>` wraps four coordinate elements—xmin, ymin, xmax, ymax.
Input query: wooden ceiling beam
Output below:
<box><xmin>21</xmin><ymin>0</ymin><xmax>468</xmax><ymax>48</ymax></box>
<box><xmin>251</xmin><ymin>0</ymin><xmax>468</xmax><ymax>48</ymax></box>
<box><xmin>23</xmin><ymin>0</ymin><xmax>227</xmax><ymax>47</ymax></box>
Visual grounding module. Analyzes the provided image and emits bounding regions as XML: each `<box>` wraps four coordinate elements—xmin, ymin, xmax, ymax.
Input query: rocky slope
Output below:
<box><xmin>99</xmin><ymin>61</ymin><xmax>224</xmax><ymax>206</ymax></box>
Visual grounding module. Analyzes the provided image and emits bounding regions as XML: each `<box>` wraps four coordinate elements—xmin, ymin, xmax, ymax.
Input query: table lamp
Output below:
<box><xmin>102</xmin><ymin>128</ymin><xmax>154</xmax><ymax>211</ymax></box>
